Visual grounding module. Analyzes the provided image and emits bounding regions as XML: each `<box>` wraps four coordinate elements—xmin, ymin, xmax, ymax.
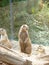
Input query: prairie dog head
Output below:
<box><xmin>20</xmin><ymin>24</ymin><xmax>29</xmax><ymax>32</ymax></box>
<box><xmin>0</xmin><ymin>28</ymin><xmax>7</xmax><ymax>35</ymax></box>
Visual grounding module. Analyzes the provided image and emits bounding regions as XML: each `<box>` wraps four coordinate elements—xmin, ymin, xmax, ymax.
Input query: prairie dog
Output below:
<box><xmin>36</xmin><ymin>45</ymin><xmax>45</xmax><ymax>55</ymax></box>
<box><xmin>18</xmin><ymin>24</ymin><xmax>32</xmax><ymax>54</ymax></box>
<box><xmin>0</xmin><ymin>28</ymin><xmax>12</xmax><ymax>49</ymax></box>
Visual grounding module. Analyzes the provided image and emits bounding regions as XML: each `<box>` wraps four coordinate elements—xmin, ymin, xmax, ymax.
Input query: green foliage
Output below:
<box><xmin>32</xmin><ymin>7</ymin><xmax>35</xmax><ymax>14</ymax></box>
<box><xmin>0</xmin><ymin>0</ymin><xmax>26</xmax><ymax>7</ymax></box>
<box><xmin>33</xmin><ymin>3</ymin><xmax>49</xmax><ymax>45</ymax></box>
<box><xmin>0</xmin><ymin>0</ymin><xmax>49</xmax><ymax>45</ymax></box>
<box><xmin>0</xmin><ymin>0</ymin><xmax>9</xmax><ymax>7</ymax></box>
<box><xmin>43</xmin><ymin>0</ymin><xmax>49</xmax><ymax>3</ymax></box>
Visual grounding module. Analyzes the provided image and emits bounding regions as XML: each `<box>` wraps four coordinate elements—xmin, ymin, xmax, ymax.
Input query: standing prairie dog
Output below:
<box><xmin>18</xmin><ymin>24</ymin><xmax>32</xmax><ymax>54</ymax></box>
<box><xmin>0</xmin><ymin>28</ymin><xmax>12</xmax><ymax>49</ymax></box>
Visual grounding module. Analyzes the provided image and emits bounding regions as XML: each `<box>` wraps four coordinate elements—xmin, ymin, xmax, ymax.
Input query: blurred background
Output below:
<box><xmin>0</xmin><ymin>0</ymin><xmax>49</xmax><ymax>45</ymax></box>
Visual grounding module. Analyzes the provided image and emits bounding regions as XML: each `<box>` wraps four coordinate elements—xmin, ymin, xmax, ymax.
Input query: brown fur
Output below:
<box><xmin>18</xmin><ymin>24</ymin><xmax>32</xmax><ymax>54</ymax></box>
<box><xmin>0</xmin><ymin>28</ymin><xmax>12</xmax><ymax>49</ymax></box>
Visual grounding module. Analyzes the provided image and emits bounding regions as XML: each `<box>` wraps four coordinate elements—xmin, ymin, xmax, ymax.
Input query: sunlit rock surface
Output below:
<box><xmin>10</xmin><ymin>40</ymin><xmax>49</xmax><ymax>65</ymax></box>
<box><xmin>0</xmin><ymin>40</ymin><xmax>49</xmax><ymax>65</ymax></box>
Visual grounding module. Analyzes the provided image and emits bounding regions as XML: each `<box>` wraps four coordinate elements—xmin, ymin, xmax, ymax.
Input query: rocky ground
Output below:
<box><xmin>12</xmin><ymin>41</ymin><xmax>49</xmax><ymax>65</ymax></box>
<box><xmin>0</xmin><ymin>40</ymin><xmax>49</xmax><ymax>65</ymax></box>
<box><xmin>8</xmin><ymin>40</ymin><xmax>49</xmax><ymax>65</ymax></box>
